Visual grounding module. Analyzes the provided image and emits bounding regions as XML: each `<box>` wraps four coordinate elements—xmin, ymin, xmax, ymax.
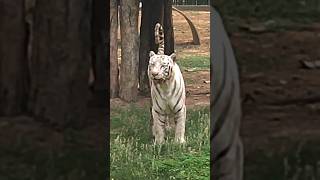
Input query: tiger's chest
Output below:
<box><xmin>151</xmin><ymin>83</ymin><xmax>179</xmax><ymax>114</ymax></box>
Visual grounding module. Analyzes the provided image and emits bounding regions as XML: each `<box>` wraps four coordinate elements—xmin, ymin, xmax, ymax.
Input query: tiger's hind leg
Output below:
<box><xmin>174</xmin><ymin>105</ymin><xmax>186</xmax><ymax>143</ymax></box>
<box><xmin>151</xmin><ymin>109</ymin><xmax>165</xmax><ymax>144</ymax></box>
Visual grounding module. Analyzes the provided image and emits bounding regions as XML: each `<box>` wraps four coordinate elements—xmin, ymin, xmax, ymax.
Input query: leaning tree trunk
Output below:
<box><xmin>119</xmin><ymin>0</ymin><xmax>139</xmax><ymax>102</ymax></box>
<box><xmin>29</xmin><ymin>0</ymin><xmax>92</xmax><ymax>127</ymax></box>
<box><xmin>138</xmin><ymin>0</ymin><xmax>163</xmax><ymax>94</ymax></box>
<box><xmin>0</xmin><ymin>0</ymin><xmax>29</xmax><ymax>116</ymax></box>
<box><xmin>110</xmin><ymin>0</ymin><xmax>119</xmax><ymax>98</ymax></box>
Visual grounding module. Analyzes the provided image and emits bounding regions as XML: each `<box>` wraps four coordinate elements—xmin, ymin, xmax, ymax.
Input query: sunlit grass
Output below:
<box><xmin>110</xmin><ymin>106</ymin><xmax>210</xmax><ymax>179</ymax></box>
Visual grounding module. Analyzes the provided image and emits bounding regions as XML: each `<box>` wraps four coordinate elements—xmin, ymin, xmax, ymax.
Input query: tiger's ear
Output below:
<box><xmin>149</xmin><ymin>51</ymin><xmax>156</xmax><ymax>57</ymax></box>
<box><xmin>170</xmin><ymin>53</ymin><xmax>177</xmax><ymax>62</ymax></box>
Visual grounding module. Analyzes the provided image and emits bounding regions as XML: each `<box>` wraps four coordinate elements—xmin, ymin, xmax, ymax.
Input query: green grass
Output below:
<box><xmin>110</xmin><ymin>105</ymin><xmax>210</xmax><ymax>180</ymax></box>
<box><xmin>178</xmin><ymin>56</ymin><xmax>210</xmax><ymax>71</ymax></box>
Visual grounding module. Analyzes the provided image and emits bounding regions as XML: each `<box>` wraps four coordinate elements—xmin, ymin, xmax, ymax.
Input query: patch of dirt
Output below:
<box><xmin>231</xmin><ymin>22</ymin><xmax>320</xmax><ymax>154</ymax></box>
<box><xmin>120</xmin><ymin>10</ymin><xmax>210</xmax><ymax>60</ymax></box>
<box><xmin>111</xmin><ymin>70</ymin><xmax>210</xmax><ymax>110</ymax></box>
<box><xmin>173</xmin><ymin>11</ymin><xmax>210</xmax><ymax>58</ymax></box>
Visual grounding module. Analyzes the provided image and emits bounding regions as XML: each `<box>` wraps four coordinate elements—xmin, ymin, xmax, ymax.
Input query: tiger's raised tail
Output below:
<box><xmin>154</xmin><ymin>23</ymin><xmax>164</xmax><ymax>55</ymax></box>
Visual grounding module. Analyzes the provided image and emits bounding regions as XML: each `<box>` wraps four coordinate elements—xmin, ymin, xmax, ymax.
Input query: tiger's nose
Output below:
<box><xmin>152</xmin><ymin>72</ymin><xmax>159</xmax><ymax>76</ymax></box>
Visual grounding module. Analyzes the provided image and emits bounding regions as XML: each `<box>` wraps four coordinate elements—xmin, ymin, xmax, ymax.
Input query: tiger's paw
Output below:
<box><xmin>175</xmin><ymin>137</ymin><xmax>186</xmax><ymax>144</ymax></box>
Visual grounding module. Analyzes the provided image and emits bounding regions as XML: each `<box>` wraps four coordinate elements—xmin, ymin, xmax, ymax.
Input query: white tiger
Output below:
<box><xmin>148</xmin><ymin>23</ymin><xmax>186</xmax><ymax>144</ymax></box>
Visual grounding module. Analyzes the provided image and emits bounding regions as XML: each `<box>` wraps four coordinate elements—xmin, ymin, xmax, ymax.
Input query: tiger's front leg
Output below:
<box><xmin>151</xmin><ymin>109</ymin><xmax>165</xmax><ymax>144</ymax></box>
<box><xmin>174</xmin><ymin>105</ymin><xmax>186</xmax><ymax>143</ymax></box>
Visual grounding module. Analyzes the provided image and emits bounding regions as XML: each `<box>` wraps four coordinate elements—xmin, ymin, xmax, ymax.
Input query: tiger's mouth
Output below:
<box><xmin>152</xmin><ymin>74</ymin><xmax>165</xmax><ymax>80</ymax></box>
<box><xmin>151</xmin><ymin>72</ymin><xmax>171</xmax><ymax>82</ymax></box>
<box><xmin>153</xmin><ymin>76</ymin><xmax>163</xmax><ymax>80</ymax></box>
<box><xmin>153</xmin><ymin>77</ymin><xmax>165</xmax><ymax>81</ymax></box>
<box><xmin>152</xmin><ymin>76</ymin><xmax>167</xmax><ymax>83</ymax></box>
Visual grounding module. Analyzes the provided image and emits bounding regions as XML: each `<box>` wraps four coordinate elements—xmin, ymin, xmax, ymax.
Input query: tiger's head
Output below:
<box><xmin>148</xmin><ymin>51</ymin><xmax>177</xmax><ymax>82</ymax></box>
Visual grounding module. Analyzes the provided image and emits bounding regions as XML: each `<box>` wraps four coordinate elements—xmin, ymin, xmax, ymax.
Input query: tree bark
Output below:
<box><xmin>91</xmin><ymin>0</ymin><xmax>107</xmax><ymax>93</ymax></box>
<box><xmin>138</xmin><ymin>0</ymin><xmax>151</xmax><ymax>94</ymax></box>
<box><xmin>110</xmin><ymin>0</ymin><xmax>119</xmax><ymax>98</ymax></box>
<box><xmin>89</xmin><ymin>0</ymin><xmax>108</xmax><ymax>107</ymax></box>
<box><xmin>138</xmin><ymin>0</ymin><xmax>163</xmax><ymax>94</ymax></box>
<box><xmin>0</xmin><ymin>0</ymin><xmax>29</xmax><ymax>116</ymax></box>
<box><xmin>150</xmin><ymin>0</ymin><xmax>164</xmax><ymax>53</ymax></box>
<box><xmin>29</xmin><ymin>0</ymin><xmax>92</xmax><ymax>127</ymax></box>
<box><xmin>164</xmin><ymin>0</ymin><xmax>175</xmax><ymax>55</ymax></box>
<box><xmin>119</xmin><ymin>0</ymin><xmax>139</xmax><ymax>102</ymax></box>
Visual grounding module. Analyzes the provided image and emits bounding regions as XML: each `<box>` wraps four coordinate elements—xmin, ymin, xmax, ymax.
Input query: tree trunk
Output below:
<box><xmin>138</xmin><ymin>0</ymin><xmax>163</xmax><ymax>94</ymax></box>
<box><xmin>138</xmin><ymin>0</ymin><xmax>152</xmax><ymax>94</ymax></box>
<box><xmin>110</xmin><ymin>0</ymin><xmax>119</xmax><ymax>98</ymax></box>
<box><xmin>89</xmin><ymin>0</ymin><xmax>108</xmax><ymax>107</ymax></box>
<box><xmin>119</xmin><ymin>0</ymin><xmax>139</xmax><ymax>102</ymax></box>
<box><xmin>164</xmin><ymin>0</ymin><xmax>175</xmax><ymax>55</ymax></box>
<box><xmin>29</xmin><ymin>0</ymin><xmax>92</xmax><ymax>127</ymax></box>
<box><xmin>0</xmin><ymin>0</ymin><xmax>29</xmax><ymax>116</ymax></box>
<box><xmin>150</xmin><ymin>0</ymin><xmax>164</xmax><ymax>53</ymax></box>
<box><xmin>91</xmin><ymin>0</ymin><xmax>108</xmax><ymax>93</ymax></box>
